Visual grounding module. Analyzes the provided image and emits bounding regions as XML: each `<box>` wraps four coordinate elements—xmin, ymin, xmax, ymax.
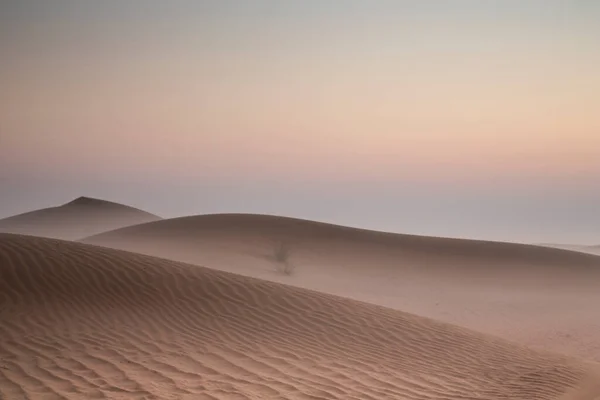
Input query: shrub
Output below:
<box><xmin>273</xmin><ymin>241</ymin><xmax>293</xmax><ymax>275</ymax></box>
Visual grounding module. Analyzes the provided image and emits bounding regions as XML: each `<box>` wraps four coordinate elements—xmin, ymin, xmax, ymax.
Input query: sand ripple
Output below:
<box><xmin>1</xmin><ymin>234</ymin><xmax>599</xmax><ymax>399</ymax></box>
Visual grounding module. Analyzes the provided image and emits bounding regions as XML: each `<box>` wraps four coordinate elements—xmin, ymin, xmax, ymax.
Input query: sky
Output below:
<box><xmin>1</xmin><ymin>0</ymin><xmax>600</xmax><ymax>244</ymax></box>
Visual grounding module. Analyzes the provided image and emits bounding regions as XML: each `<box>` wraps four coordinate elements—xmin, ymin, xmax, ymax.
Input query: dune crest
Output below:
<box><xmin>81</xmin><ymin>213</ymin><xmax>600</xmax><ymax>361</ymax></box>
<box><xmin>65</xmin><ymin>196</ymin><xmax>128</xmax><ymax>207</ymax></box>
<box><xmin>83</xmin><ymin>213</ymin><xmax>600</xmax><ymax>269</ymax></box>
<box><xmin>0</xmin><ymin>196</ymin><xmax>160</xmax><ymax>240</ymax></box>
<box><xmin>538</xmin><ymin>243</ymin><xmax>600</xmax><ymax>256</ymax></box>
<box><xmin>1</xmin><ymin>233</ymin><xmax>600</xmax><ymax>399</ymax></box>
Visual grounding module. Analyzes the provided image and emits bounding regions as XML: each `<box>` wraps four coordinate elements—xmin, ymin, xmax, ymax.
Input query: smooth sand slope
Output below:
<box><xmin>1</xmin><ymin>234</ymin><xmax>600</xmax><ymax>399</ymax></box>
<box><xmin>538</xmin><ymin>244</ymin><xmax>600</xmax><ymax>256</ymax></box>
<box><xmin>82</xmin><ymin>214</ymin><xmax>600</xmax><ymax>361</ymax></box>
<box><xmin>0</xmin><ymin>197</ymin><xmax>160</xmax><ymax>241</ymax></box>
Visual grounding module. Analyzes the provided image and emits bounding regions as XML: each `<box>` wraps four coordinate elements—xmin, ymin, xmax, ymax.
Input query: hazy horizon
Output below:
<box><xmin>2</xmin><ymin>0</ymin><xmax>600</xmax><ymax>245</ymax></box>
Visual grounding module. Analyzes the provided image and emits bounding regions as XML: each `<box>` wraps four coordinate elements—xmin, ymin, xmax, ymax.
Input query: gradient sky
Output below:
<box><xmin>2</xmin><ymin>0</ymin><xmax>600</xmax><ymax>244</ymax></box>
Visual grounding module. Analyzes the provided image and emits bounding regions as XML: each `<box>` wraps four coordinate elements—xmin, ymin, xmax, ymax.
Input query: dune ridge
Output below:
<box><xmin>82</xmin><ymin>213</ymin><xmax>600</xmax><ymax>269</ymax></box>
<box><xmin>538</xmin><ymin>243</ymin><xmax>600</xmax><ymax>256</ymax></box>
<box><xmin>583</xmin><ymin>245</ymin><xmax>600</xmax><ymax>255</ymax></box>
<box><xmin>1</xmin><ymin>233</ymin><xmax>600</xmax><ymax>399</ymax></box>
<box><xmin>0</xmin><ymin>196</ymin><xmax>160</xmax><ymax>241</ymax></box>
<box><xmin>80</xmin><ymin>213</ymin><xmax>600</xmax><ymax>361</ymax></box>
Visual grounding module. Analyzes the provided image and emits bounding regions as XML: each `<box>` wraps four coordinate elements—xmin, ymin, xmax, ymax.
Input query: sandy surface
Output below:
<box><xmin>539</xmin><ymin>244</ymin><xmax>600</xmax><ymax>256</ymax></box>
<box><xmin>82</xmin><ymin>214</ymin><xmax>600</xmax><ymax>362</ymax></box>
<box><xmin>0</xmin><ymin>197</ymin><xmax>160</xmax><ymax>241</ymax></box>
<box><xmin>1</xmin><ymin>233</ymin><xmax>600</xmax><ymax>399</ymax></box>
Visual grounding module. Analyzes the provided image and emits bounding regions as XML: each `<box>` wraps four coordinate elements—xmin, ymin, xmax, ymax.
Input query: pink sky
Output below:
<box><xmin>1</xmin><ymin>1</ymin><xmax>600</xmax><ymax>243</ymax></box>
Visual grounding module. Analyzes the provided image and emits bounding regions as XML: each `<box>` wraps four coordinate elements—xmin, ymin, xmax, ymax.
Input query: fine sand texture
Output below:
<box><xmin>2</xmin><ymin>234</ymin><xmax>600</xmax><ymax>399</ymax></box>
<box><xmin>0</xmin><ymin>197</ymin><xmax>160</xmax><ymax>241</ymax></box>
<box><xmin>82</xmin><ymin>214</ymin><xmax>600</xmax><ymax>362</ymax></box>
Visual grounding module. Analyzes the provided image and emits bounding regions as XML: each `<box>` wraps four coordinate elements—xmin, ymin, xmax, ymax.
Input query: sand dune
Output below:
<box><xmin>575</xmin><ymin>246</ymin><xmax>600</xmax><ymax>256</ymax></box>
<box><xmin>1</xmin><ymin>233</ymin><xmax>600</xmax><ymax>399</ymax></box>
<box><xmin>81</xmin><ymin>214</ymin><xmax>600</xmax><ymax>361</ymax></box>
<box><xmin>0</xmin><ymin>196</ymin><xmax>160</xmax><ymax>241</ymax></box>
<box><xmin>588</xmin><ymin>246</ymin><xmax>600</xmax><ymax>255</ymax></box>
<box><xmin>537</xmin><ymin>244</ymin><xmax>600</xmax><ymax>256</ymax></box>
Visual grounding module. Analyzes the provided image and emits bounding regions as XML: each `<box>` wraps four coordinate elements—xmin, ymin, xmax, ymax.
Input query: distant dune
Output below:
<box><xmin>1</xmin><ymin>234</ymin><xmax>600</xmax><ymax>399</ymax></box>
<box><xmin>0</xmin><ymin>196</ymin><xmax>160</xmax><ymax>240</ymax></box>
<box><xmin>537</xmin><ymin>243</ymin><xmax>600</xmax><ymax>256</ymax></box>
<box><xmin>577</xmin><ymin>245</ymin><xmax>600</xmax><ymax>256</ymax></box>
<box><xmin>81</xmin><ymin>213</ymin><xmax>600</xmax><ymax>361</ymax></box>
<box><xmin>588</xmin><ymin>245</ymin><xmax>600</xmax><ymax>254</ymax></box>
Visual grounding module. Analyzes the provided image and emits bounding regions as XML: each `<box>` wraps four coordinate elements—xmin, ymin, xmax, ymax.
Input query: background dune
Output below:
<box><xmin>0</xmin><ymin>196</ymin><xmax>160</xmax><ymax>241</ymax></box>
<box><xmin>1</xmin><ymin>233</ymin><xmax>600</xmax><ymax>399</ymax></box>
<box><xmin>82</xmin><ymin>214</ymin><xmax>600</xmax><ymax>362</ymax></box>
<box><xmin>537</xmin><ymin>244</ymin><xmax>600</xmax><ymax>256</ymax></box>
<box><xmin>588</xmin><ymin>246</ymin><xmax>600</xmax><ymax>255</ymax></box>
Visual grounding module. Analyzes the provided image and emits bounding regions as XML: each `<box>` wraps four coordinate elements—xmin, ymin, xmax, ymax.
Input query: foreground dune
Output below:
<box><xmin>81</xmin><ymin>214</ymin><xmax>600</xmax><ymax>361</ymax></box>
<box><xmin>1</xmin><ymin>234</ymin><xmax>600</xmax><ymax>399</ymax></box>
<box><xmin>0</xmin><ymin>196</ymin><xmax>160</xmax><ymax>241</ymax></box>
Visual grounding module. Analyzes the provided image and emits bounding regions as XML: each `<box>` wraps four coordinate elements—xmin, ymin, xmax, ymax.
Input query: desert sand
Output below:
<box><xmin>539</xmin><ymin>244</ymin><xmax>600</xmax><ymax>257</ymax></box>
<box><xmin>1</xmin><ymin>233</ymin><xmax>600</xmax><ymax>399</ymax></box>
<box><xmin>0</xmin><ymin>197</ymin><xmax>160</xmax><ymax>241</ymax></box>
<box><xmin>82</xmin><ymin>214</ymin><xmax>600</xmax><ymax>362</ymax></box>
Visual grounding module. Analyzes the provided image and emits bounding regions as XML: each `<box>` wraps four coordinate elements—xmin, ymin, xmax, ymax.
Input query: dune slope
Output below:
<box><xmin>81</xmin><ymin>214</ymin><xmax>600</xmax><ymax>361</ymax></box>
<box><xmin>1</xmin><ymin>233</ymin><xmax>599</xmax><ymax>399</ymax></box>
<box><xmin>585</xmin><ymin>245</ymin><xmax>600</xmax><ymax>256</ymax></box>
<box><xmin>537</xmin><ymin>243</ymin><xmax>600</xmax><ymax>256</ymax></box>
<box><xmin>0</xmin><ymin>197</ymin><xmax>160</xmax><ymax>240</ymax></box>
<box><xmin>82</xmin><ymin>213</ymin><xmax>600</xmax><ymax>276</ymax></box>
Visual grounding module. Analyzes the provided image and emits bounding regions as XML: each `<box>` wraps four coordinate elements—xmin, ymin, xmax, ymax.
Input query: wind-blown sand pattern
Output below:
<box><xmin>0</xmin><ymin>197</ymin><xmax>160</xmax><ymax>241</ymax></box>
<box><xmin>1</xmin><ymin>234</ymin><xmax>600</xmax><ymax>399</ymax></box>
<box><xmin>82</xmin><ymin>214</ymin><xmax>600</xmax><ymax>361</ymax></box>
